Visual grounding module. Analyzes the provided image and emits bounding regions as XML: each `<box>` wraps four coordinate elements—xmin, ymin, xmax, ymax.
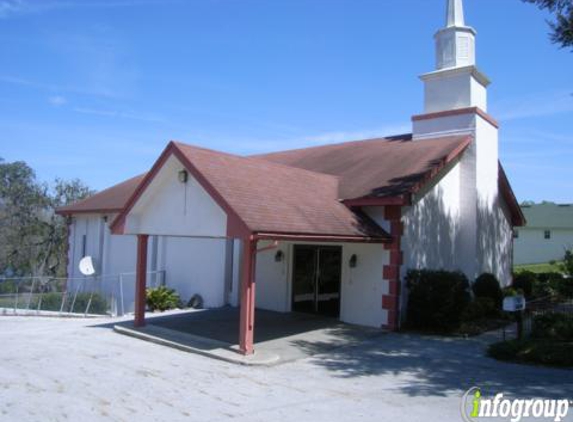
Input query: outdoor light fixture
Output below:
<box><xmin>178</xmin><ymin>169</ymin><xmax>188</xmax><ymax>183</ymax></box>
<box><xmin>349</xmin><ymin>254</ymin><xmax>358</xmax><ymax>268</ymax></box>
<box><xmin>275</xmin><ymin>250</ymin><xmax>284</xmax><ymax>262</ymax></box>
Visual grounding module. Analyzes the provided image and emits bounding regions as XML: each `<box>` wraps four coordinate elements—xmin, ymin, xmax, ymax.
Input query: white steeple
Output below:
<box><xmin>416</xmin><ymin>0</ymin><xmax>490</xmax><ymax>115</ymax></box>
<box><xmin>446</xmin><ymin>0</ymin><xmax>465</xmax><ymax>27</ymax></box>
<box><xmin>435</xmin><ymin>0</ymin><xmax>476</xmax><ymax>70</ymax></box>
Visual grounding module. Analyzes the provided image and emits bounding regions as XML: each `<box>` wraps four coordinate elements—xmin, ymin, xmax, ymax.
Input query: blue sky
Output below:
<box><xmin>0</xmin><ymin>0</ymin><xmax>572</xmax><ymax>203</ymax></box>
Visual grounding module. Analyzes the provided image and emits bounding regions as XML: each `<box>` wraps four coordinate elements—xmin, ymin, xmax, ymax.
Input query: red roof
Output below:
<box><xmin>57</xmin><ymin>174</ymin><xmax>146</xmax><ymax>215</ymax></box>
<box><xmin>58</xmin><ymin>133</ymin><xmax>524</xmax><ymax>235</ymax></box>
<box><xmin>110</xmin><ymin>142</ymin><xmax>390</xmax><ymax>241</ymax></box>
<box><xmin>255</xmin><ymin>134</ymin><xmax>471</xmax><ymax>200</ymax></box>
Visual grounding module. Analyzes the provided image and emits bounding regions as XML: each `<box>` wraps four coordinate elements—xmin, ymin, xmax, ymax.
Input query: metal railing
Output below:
<box><xmin>0</xmin><ymin>270</ymin><xmax>166</xmax><ymax>318</ymax></box>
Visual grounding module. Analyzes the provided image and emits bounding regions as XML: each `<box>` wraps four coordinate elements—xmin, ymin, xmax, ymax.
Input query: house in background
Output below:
<box><xmin>57</xmin><ymin>0</ymin><xmax>525</xmax><ymax>355</ymax></box>
<box><xmin>514</xmin><ymin>203</ymin><xmax>573</xmax><ymax>265</ymax></box>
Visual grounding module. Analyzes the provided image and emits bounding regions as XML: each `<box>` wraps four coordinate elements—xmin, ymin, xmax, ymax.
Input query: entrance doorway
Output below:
<box><xmin>292</xmin><ymin>245</ymin><xmax>342</xmax><ymax>317</ymax></box>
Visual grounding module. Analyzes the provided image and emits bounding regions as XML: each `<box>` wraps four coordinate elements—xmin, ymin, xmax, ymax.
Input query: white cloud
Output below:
<box><xmin>493</xmin><ymin>90</ymin><xmax>573</xmax><ymax>121</ymax></box>
<box><xmin>48</xmin><ymin>95</ymin><xmax>67</xmax><ymax>106</ymax></box>
<box><xmin>73</xmin><ymin>106</ymin><xmax>164</xmax><ymax>123</ymax></box>
<box><xmin>0</xmin><ymin>0</ymin><xmax>180</xmax><ymax>18</ymax></box>
<box><xmin>0</xmin><ymin>0</ymin><xmax>26</xmax><ymax>18</ymax></box>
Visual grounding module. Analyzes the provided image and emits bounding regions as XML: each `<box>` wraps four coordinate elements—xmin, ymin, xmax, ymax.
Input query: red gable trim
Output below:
<box><xmin>412</xmin><ymin>107</ymin><xmax>499</xmax><ymax>129</ymax></box>
<box><xmin>410</xmin><ymin>135</ymin><xmax>471</xmax><ymax>195</ymax></box>
<box><xmin>342</xmin><ymin>195</ymin><xmax>412</xmax><ymax>207</ymax></box>
<box><xmin>254</xmin><ymin>232</ymin><xmax>391</xmax><ymax>244</ymax></box>
<box><xmin>342</xmin><ymin>136</ymin><xmax>471</xmax><ymax>207</ymax></box>
<box><xmin>56</xmin><ymin>208</ymin><xmax>123</xmax><ymax>216</ymax></box>
<box><xmin>499</xmin><ymin>162</ymin><xmax>526</xmax><ymax>227</ymax></box>
<box><xmin>110</xmin><ymin>141</ymin><xmax>251</xmax><ymax>238</ymax></box>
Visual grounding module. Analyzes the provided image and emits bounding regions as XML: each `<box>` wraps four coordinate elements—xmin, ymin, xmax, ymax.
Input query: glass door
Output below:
<box><xmin>292</xmin><ymin>245</ymin><xmax>341</xmax><ymax>317</ymax></box>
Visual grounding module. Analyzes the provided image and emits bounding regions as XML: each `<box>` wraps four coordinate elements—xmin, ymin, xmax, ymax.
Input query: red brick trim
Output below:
<box><xmin>381</xmin><ymin>205</ymin><xmax>404</xmax><ymax>331</ymax></box>
<box><xmin>411</xmin><ymin>106</ymin><xmax>499</xmax><ymax>129</ymax></box>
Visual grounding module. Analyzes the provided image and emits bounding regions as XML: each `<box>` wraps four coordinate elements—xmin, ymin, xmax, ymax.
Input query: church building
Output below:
<box><xmin>57</xmin><ymin>0</ymin><xmax>525</xmax><ymax>355</ymax></box>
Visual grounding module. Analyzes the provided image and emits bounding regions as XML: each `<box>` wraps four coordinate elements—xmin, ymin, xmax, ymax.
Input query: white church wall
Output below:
<box><xmin>160</xmin><ymin>236</ymin><xmax>227</xmax><ymax>308</ymax></box>
<box><xmin>401</xmin><ymin>160</ymin><xmax>463</xmax><ymax>273</ymax></box>
<box><xmin>253</xmin><ymin>240</ymin><xmax>389</xmax><ymax>328</ymax></box>
<box><xmin>124</xmin><ymin>155</ymin><xmax>227</xmax><ymax>238</ymax></box>
<box><xmin>255</xmin><ymin>241</ymin><xmax>290</xmax><ymax>313</ymax></box>
<box><xmin>412</xmin><ymin>112</ymin><xmax>475</xmax><ymax>140</ymax></box>
<box><xmin>340</xmin><ymin>243</ymin><xmax>388</xmax><ymax>328</ymax></box>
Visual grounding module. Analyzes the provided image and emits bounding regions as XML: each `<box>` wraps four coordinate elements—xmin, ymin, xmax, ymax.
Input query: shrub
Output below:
<box><xmin>473</xmin><ymin>273</ymin><xmax>503</xmax><ymax>307</ymax></box>
<box><xmin>405</xmin><ymin>269</ymin><xmax>471</xmax><ymax>332</ymax></box>
<box><xmin>461</xmin><ymin>297</ymin><xmax>499</xmax><ymax>322</ymax></box>
<box><xmin>513</xmin><ymin>271</ymin><xmax>536</xmax><ymax>299</ymax></box>
<box><xmin>532</xmin><ymin>313</ymin><xmax>573</xmax><ymax>341</ymax></box>
<box><xmin>146</xmin><ymin>286</ymin><xmax>180</xmax><ymax>312</ymax></box>
<box><xmin>560</xmin><ymin>249</ymin><xmax>573</xmax><ymax>278</ymax></box>
<box><xmin>488</xmin><ymin>339</ymin><xmax>573</xmax><ymax>368</ymax></box>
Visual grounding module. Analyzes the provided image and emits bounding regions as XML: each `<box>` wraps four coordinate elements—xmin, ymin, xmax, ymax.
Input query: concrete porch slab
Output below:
<box><xmin>114</xmin><ymin>307</ymin><xmax>386</xmax><ymax>365</ymax></box>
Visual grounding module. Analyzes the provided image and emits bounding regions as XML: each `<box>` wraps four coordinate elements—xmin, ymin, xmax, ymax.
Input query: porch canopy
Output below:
<box><xmin>110</xmin><ymin>141</ymin><xmax>390</xmax><ymax>355</ymax></box>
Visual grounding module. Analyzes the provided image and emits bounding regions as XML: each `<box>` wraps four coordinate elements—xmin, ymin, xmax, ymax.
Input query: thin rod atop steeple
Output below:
<box><xmin>446</xmin><ymin>0</ymin><xmax>465</xmax><ymax>27</ymax></box>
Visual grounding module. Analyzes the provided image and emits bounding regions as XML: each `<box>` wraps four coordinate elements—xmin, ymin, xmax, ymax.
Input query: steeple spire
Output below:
<box><xmin>446</xmin><ymin>0</ymin><xmax>465</xmax><ymax>27</ymax></box>
<box><xmin>434</xmin><ymin>0</ymin><xmax>476</xmax><ymax>70</ymax></box>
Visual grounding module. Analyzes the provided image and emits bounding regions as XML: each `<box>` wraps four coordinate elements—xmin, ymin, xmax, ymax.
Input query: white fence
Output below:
<box><xmin>0</xmin><ymin>271</ymin><xmax>165</xmax><ymax>317</ymax></box>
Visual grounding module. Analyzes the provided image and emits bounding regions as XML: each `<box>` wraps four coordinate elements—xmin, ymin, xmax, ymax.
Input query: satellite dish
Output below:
<box><xmin>79</xmin><ymin>256</ymin><xmax>97</xmax><ymax>276</ymax></box>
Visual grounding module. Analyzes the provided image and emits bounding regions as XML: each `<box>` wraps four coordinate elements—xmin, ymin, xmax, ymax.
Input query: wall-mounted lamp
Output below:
<box><xmin>275</xmin><ymin>250</ymin><xmax>284</xmax><ymax>262</ymax></box>
<box><xmin>178</xmin><ymin>169</ymin><xmax>188</xmax><ymax>183</ymax></box>
<box><xmin>349</xmin><ymin>254</ymin><xmax>358</xmax><ymax>268</ymax></box>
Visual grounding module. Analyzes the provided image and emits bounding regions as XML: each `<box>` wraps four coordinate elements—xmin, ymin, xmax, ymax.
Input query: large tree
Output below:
<box><xmin>522</xmin><ymin>0</ymin><xmax>573</xmax><ymax>49</ymax></box>
<box><xmin>0</xmin><ymin>158</ymin><xmax>93</xmax><ymax>278</ymax></box>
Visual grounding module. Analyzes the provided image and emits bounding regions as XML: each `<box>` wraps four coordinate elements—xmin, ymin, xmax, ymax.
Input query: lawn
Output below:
<box><xmin>514</xmin><ymin>261</ymin><xmax>563</xmax><ymax>274</ymax></box>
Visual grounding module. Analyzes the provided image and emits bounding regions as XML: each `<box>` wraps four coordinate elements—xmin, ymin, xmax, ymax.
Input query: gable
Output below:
<box><xmin>123</xmin><ymin>155</ymin><xmax>227</xmax><ymax>237</ymax></box>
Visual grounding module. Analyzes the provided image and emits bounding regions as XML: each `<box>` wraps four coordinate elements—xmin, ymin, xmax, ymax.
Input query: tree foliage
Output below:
<box><xmin>0</xmin><ymin>158</ymin><xmax>94</xmax><ymax>277</ymax></box>
<box><xmin>522</xmin><ymin>0</ymin><xmax>573</xmax><ymax>49</ymax></box>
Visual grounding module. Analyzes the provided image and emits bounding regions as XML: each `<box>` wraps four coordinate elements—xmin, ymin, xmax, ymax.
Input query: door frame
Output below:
<box><xmin>290</xmin><ymin>244</ymin><xmax>343</xmax><ymax>317</ymax></box>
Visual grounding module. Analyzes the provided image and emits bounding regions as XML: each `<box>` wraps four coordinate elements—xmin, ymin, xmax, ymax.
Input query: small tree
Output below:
<box><xmin>522</xmin><ymin>0</ymin><xmax>573</xmax><ymax>49</ymax></box>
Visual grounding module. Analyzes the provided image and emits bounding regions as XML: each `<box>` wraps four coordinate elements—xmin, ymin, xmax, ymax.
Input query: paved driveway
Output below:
<box><xmin>0</xmin><ymin>315</ymin><xmax>571</xmax><ymax>422</ymax></box>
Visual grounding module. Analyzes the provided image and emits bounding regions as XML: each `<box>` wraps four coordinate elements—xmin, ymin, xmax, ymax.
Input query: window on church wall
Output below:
<box><xmin>544</xmin><ymin>230</ymin><xmax>551</xmax><ymax>240</ymax></box>
<box><xmin>81</xmin><ymin>234</ymin><xmax>87</xmax><ymax>257</ymax></box>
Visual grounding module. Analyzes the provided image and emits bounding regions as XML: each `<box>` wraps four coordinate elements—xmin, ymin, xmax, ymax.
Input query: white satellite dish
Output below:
<box><xmin>79</xmin><ymin>256</ymin><xmax>97</xmax><ymax>276</ymax></box>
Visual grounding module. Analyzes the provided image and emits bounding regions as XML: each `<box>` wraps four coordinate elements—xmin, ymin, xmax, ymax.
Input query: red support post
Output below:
<box><xmin>239</xmin><ymin>237</ymin><xmax>257</xmax><ymax>355</ymax></box>
<box><xmin>134</xmin><ymin>234</ymin><xmax>149</xmax><ymax>328</ymax></box>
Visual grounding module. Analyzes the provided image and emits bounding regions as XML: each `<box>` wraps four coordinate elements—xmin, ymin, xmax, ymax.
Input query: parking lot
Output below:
<box><xmin>1</xmin><ymin>315</ymin><xmax>571</xmax><ymax>422</ymax></box>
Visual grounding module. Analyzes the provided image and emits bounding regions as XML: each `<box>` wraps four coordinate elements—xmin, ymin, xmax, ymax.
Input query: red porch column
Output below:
<box><xmin>134</xmin><ymin>234</ymin><xmax>149</xmax><ymax>328</ymax></box>
<box><xmin>239</xmin><ymin>237</ymin><xmax>257</xmax><ymax>355</ymax></box>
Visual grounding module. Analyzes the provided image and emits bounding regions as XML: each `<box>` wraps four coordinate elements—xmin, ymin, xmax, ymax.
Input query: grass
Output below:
<box><xmin>514</xmin><ymin>261</ymin><xmax>563</xmax><ymax>274</ymax></box>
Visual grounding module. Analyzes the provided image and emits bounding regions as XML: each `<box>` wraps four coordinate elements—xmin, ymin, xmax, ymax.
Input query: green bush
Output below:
<box><xmin>461</xmin><ymin>297</ymin><xmax>499</xmax><ymax>322</ymax></box>
<box><xmin>513</xmin><ymin>271</ymin><xmax>536</xmax><ymax>298</ymax></box>
<box><xmin>473</xmin><ymin>273</ymin><xmax>503</xmax><ymax>307</ymax></box>
<box><xmin>488</xmin><ymin>339</ymin><xmax>573</xmax><ymax>368</ymax></box>
<box><xmin>532</xmin><ymin>313</ymin><xmax>573</xmax><ymax>341</ymax></box>
<box><xmin>146</xmin><ymin>286</ymin><xmax>180</xmax><ymax>312</ymax></box>
<box><xmin>405</xmin><ymin>269</ymin><xmax>471</xmax><ymax>332</ymax></box>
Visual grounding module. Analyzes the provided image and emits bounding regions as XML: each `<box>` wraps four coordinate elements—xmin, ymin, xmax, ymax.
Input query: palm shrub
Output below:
<box><xmin>146</xmin><ymin>286</ymin><xmax>180</xmax><ymax>312</ymax></box>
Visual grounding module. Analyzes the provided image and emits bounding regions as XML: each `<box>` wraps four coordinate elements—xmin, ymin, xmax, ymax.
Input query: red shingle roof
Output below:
<box><xmin>110</xmin><ymin>142</ymin><xmax>390</xmax><ymax>240</ymax></box>
<box><xmin>56</xmin><ymin>174</ymin><xmax>146</xmax><ymax>215</ymax></box>
<box><xmin>254</xmin><ymin>134</ymin><xmax>471</xmax><ymax>200</ymax></box>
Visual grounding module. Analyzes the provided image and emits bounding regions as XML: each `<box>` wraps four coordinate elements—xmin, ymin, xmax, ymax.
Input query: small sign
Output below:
<box><xmin>503</xmin><ymin>295</ymin><xmax>526</xmax><ymax>312</ymax></box>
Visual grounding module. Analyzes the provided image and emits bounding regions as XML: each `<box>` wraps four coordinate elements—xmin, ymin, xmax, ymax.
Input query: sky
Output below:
<box><xmin>0</xmin><ymin>0</ymin><xmax>572</xmax><ymax>203</ymax></box>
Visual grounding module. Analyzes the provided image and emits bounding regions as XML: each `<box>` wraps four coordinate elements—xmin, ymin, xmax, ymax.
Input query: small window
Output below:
<box><xmin>544</xmin><ymin>230</ymin><xmax>551</xmax><ymax>240</ymax></box>
<box><xmin>513</xmin><ymin>230</ymin><xmax>519</xmax><ymax>239</ymax></box>
<box><xmin>82</xmin><ymin>234</ymin><xmax>87</xmax><ymax>257</ymax></box>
